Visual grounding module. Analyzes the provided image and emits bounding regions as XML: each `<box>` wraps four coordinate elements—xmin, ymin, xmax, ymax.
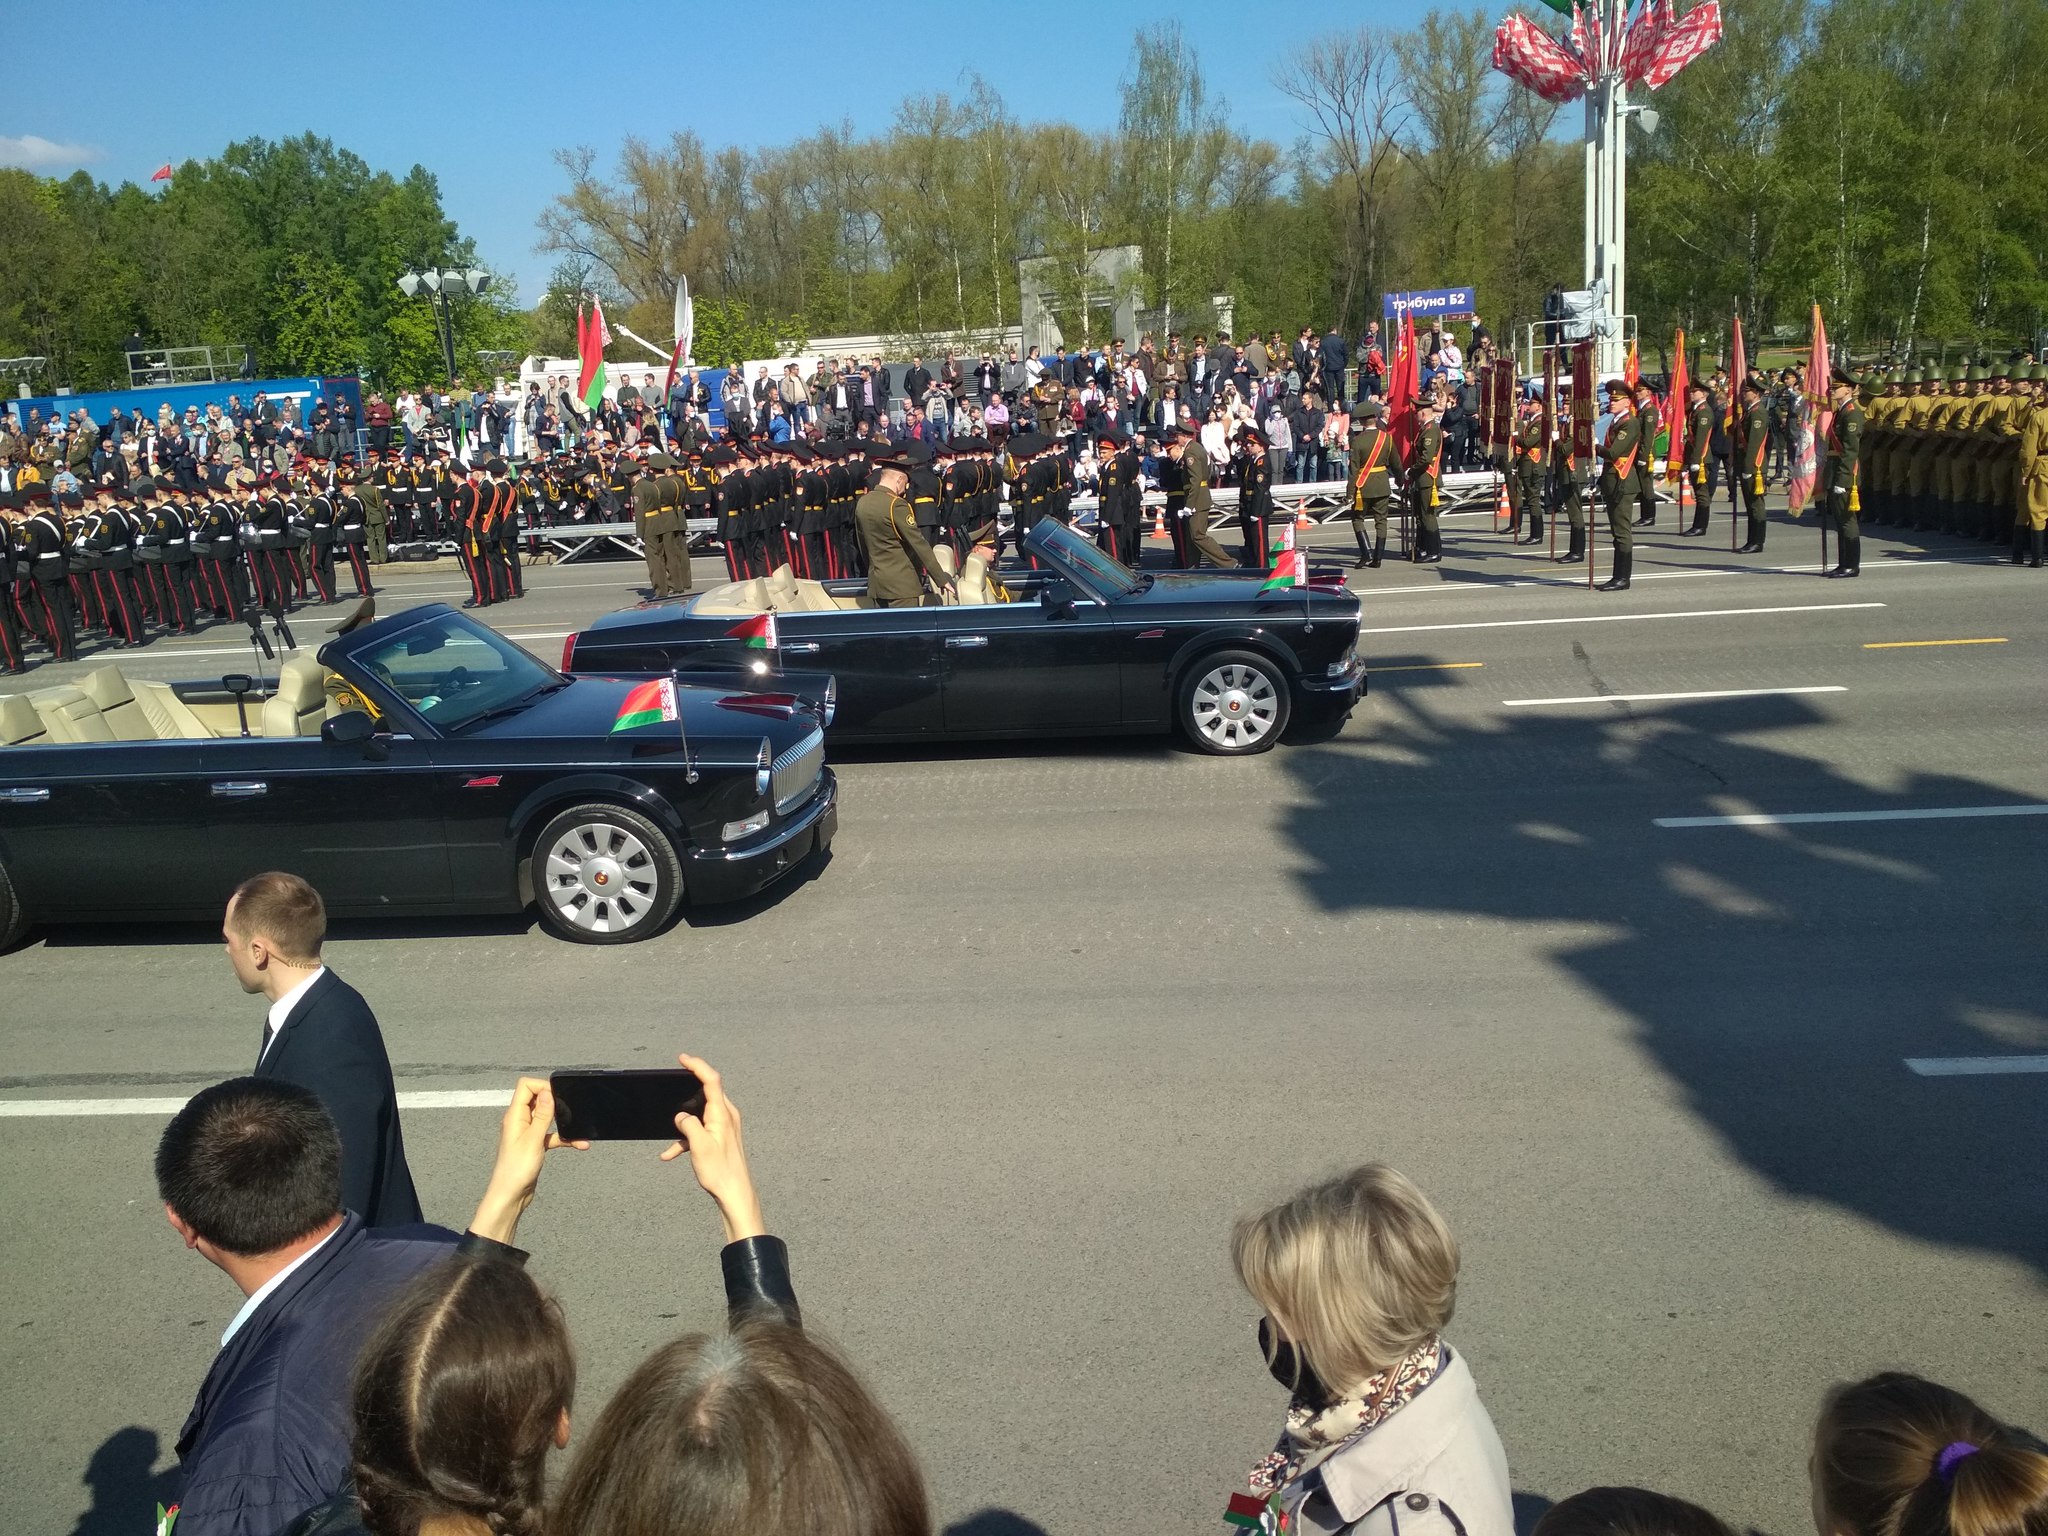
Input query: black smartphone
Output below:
<box><xmin>550</xmin><ymin>1068</ymin><xmax>706</xmax><ymax>1141</ymax></box>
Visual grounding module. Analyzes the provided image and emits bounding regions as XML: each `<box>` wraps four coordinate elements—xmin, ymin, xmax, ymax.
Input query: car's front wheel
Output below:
<box><xmin>1178</xmin><ymin>648</ymin><xmax>1291</xmax><ymax>755</ymax></box>
<box><xmin>530</xmin><ymin>802</ymin><xmax>684</xmax><ymax>943</ymax></box>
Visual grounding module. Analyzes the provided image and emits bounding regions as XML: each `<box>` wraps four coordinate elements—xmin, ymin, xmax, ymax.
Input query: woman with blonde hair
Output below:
<box><xmin>1811</xmin><ymin>1372</ymin><xmax>2048</xmax><ymax>1536</ymax></box>
<box><xmin>1229</xmin><ymin>1164</ymin><xmax>1513</xmax><ymax>1536</ymax></box>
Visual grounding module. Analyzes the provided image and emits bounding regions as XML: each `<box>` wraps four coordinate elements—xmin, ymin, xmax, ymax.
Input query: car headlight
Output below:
<box><xmin>754</xmin><ymin>737</ymin><xmax>773</xmax><ymax>797</ymax></box>
<box><xmin>1327</xmin><ymin>647</ymin><xmax>1356</xmax><ymax>677</ymax></box>
<box><xmin>722</xmin><ymin>810</ymin><xmax>770</xmax><ymax>841</ymax></box>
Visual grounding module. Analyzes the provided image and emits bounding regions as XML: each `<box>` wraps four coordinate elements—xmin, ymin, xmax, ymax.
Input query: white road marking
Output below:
<box><xmin>0</xmin><ymin>1088</ymin><xmax>507</xmax><ymax>1119</ymax></box>
<box><xmin>1504</xmin><ymin>685</ymin><xmax>1846</xmax><ymax>708</ymax></box>
<box><xmin>1353</xmin><ymin>555</ymin><xmax>1999</xmax><ymax>595</ymax></box>
<box><xmin>1360</xmin><ymin>601</ymin><xmax>1884</xmax><ymax>636</ymax></box>
<box><xmin>1655</xmin><ymin>804</ymin><xmax>2048</xmax><ymax>829</ymax></box>
<box><xmin>1904</xmin><ymin>1056</ymin><xmax>2048</xmax><ymax>1077</ymax></box>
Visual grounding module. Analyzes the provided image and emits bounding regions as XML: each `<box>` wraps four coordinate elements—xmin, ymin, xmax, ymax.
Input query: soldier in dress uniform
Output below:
<box><xmin>2014</xmin><ymin>364</ymin><xmax>2048</xmax><ymax>569</ymax></box>
<box><xmin>1406</xmin><ymin>398</ymin><xmax>1445</xmax><ymax>565</ymax></box>
<box><xmin>1820</xmin><ymin>368</ymin><xmax>1866</xmax><ymax>578</ymax></box>
<box><xmin>0</xmin><ymin>492</ymin><xmax>26</xmax><ymax>673</ymax></box>
<box><xmin>1550</xmin><ymin>383</ymin><xmax>1589</xmax><ymax>565</ymax></box>
<box><xmin>20</xmin><ymin>485</ymin><xmax>77</xmax><ymax>660</ymax></box>
<box><xmin>1346</xmin><ymin>403</ymin><xmax>1394</xmax><ymax>568</ymax></box>
<box><xmin>1597</xmin><ymin>388</ymin><xmax>1642</xmax><ymax>591</ymax></box>
<box><xmin>1509</xmin><ymin>392</ymin><xmax>1546</xmax><ymax>546</ymax></box>
<box><xmin>1681</xmin><ymin>380</ymin><xmax>1714</xmax><ymax>536</ymax></box>
<box><xmin>1630</xmin><ymin>380</ymin><xmax>1662</xmax><ymax>528</ymax></box>
<box><xmin>855</xmin><ymin>445</ymin><xmax>954</xmax><ymax>607</ymax></box>
<box><xmin>635</xmin><ymin>452</ymin><xmax>686</xmax><ymax>599</ymax></box>
<box><xmin>1735</xmin><ymin>379</ymin><xmax>1771</xmax><ymax>552</ymax></box>
<box><xmin>1236</xmin><ymin>428</ymin><xmax>1276</xmax><ymax>569</ymax></box>
<box><xmin>908</xmin><ymin>442</ymin><xmax>947</xmax><ymax>562</ymax></box>
<box><xmin>356</xmin><ymin>452</ymin><xmax>388</xmax><ymax>566</ymax></box>
<box><xmin>450</xmin><ymin>464</ymin><xmax>487</xmax><ymax>608</ymax></box>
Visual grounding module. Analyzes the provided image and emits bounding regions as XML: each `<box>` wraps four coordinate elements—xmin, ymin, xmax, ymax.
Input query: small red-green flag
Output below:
<box><xmin>725</xmin><ymin>612</ymin><xmax>778</xmax><ymax>650</ymax></box>
<box><xmin>1224</xmin><ymin>1490</ymin><xmax>1271</xmax><ymax>1529</ymax></box>
<box><xmin>611</xmin><ymin>677</ymin><xmax>678</xmax><ymax>733</ymax></box>
<box><xmin>1259</xmin><ymin>546</ymin><xmax>1305</xmax><ymax>593</ymax></box>
<box><xmin>578</xmin><ymin>300</ymin><xmax>611</xmax><ymax>413</ymax></box>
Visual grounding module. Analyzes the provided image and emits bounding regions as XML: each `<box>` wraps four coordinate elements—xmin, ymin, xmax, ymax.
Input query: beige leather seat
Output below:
<box><xmin>764</xmin><ymin>563</ymin><xmax>842</xmax><ymax>614</ymax></box>
<box><xmin>0</xmin><ymin>692</ymin><xmax>47</xmax><ymax>746</ymax></box>
<box><xmin>29</xmin><ymin>686</ymin><xmax>116</xmax><ymax>743</ymax></box>
<box><xmin>955</xmin><ymin>551</ymin><xmax>995</xmax><ymax>605</ymax></box>
<box><xmin>134</xmin><ymin>681</ymin><xmax>218</xmax><ymax>739</ymax></box>
<box><xmin>764</xmin><ymin>563</ymin><xmax>800</xmax><ymax>610</ymax></box>
<box><xmin>262</xmin><ymin>654</ymin><xmax>328</xmax><ymax>738</ymax></box>
<box><xmin>79</xmin><ymin>667</ymin><xmax>155</xmax><ymax>740</ymax></box>
<box><xmin>933</xmin><ymin>545</ymin><xmax>958</xmax><ymax>578</ymax></box>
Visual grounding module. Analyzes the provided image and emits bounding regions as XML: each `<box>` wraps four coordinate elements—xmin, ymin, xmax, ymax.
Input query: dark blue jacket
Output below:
<box><xmin>174</xmin><ymin>1213</ymin><xmax>461</xmax><ymax>1536</ymax></box>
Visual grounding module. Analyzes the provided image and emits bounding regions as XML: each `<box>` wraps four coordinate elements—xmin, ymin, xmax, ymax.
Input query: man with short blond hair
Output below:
<box><xmin>224</xmin><ymin>872</ymin><xmax>420</xmax><ymax>1227</ymax></box>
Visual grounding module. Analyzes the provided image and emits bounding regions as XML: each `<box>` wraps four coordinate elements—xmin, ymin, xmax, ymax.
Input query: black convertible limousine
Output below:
<box><xmin>564</xmin><ymin>521</ymin><xmax>1366</xmax><ymax>755</ymax></box>
<box><xmin>0</xmin><ymin>604</ymin><xmax>837</xmax><ymax>948</ymax></box>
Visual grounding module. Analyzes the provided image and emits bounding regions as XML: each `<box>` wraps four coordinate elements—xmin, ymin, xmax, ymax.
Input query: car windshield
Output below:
<box><xmin>349</xmin><ymin>610</ymin><xmax>562</xmax><ymax>733</ymax></box>
<box><xmin>1027</xmin><ymin>520</ymin><xmax>1142</xmax><ymax>598</ymax></box>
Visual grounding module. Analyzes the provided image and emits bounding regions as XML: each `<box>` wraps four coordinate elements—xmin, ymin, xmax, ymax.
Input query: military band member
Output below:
<box><xmin>1347</xmin><ymin>403</ymin><xmax>1394</xmax><ymax>568</ymax></box>
<box><xmin>20</xmin><ymin>485</ymin><xmax>77</xmax><ymax>661</ymax></box>
<box><xmin>0</xmin><ymin>495</ymin><xmax>25</xmax><ymax>673</ymax></box>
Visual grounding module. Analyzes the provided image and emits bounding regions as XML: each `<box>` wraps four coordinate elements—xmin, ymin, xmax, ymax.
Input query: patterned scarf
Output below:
<box><xmin>1246</xmin><ymin>1336</ymin><xmax>1446</xmax><ymax>1500</ymax></box>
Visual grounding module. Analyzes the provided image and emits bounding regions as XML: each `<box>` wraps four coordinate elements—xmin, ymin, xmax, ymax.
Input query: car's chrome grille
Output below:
<box><xmin>772</xmin><ymin>730</ymin><xmax>825</xmax><ymax>815</ymax></box>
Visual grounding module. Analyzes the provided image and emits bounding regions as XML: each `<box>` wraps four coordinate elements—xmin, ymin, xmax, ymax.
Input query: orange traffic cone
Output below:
<box><xmin>1151</xmin><ymin>506</ymin><xmax>1168</xmax><ymax>541</ymax></box>
<box><xmin>1495</xmin><ymin>479</ymin><xmax>1510</xmax><ymax>528</ymax></box>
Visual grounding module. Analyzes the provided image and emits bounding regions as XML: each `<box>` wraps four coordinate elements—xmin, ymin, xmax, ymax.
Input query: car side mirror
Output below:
<box><xmin>1039</xmin><ymin>580</ymin><xmax>1078</xmax><ymax>620</ymax></box>
<box><xmin>322</xmin><ymin>709</ymin><xmax>379</xmax><ymax>753</ymax></box>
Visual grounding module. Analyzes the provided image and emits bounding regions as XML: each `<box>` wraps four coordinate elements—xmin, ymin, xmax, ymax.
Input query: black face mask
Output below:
<box><xmin>1257</xmin><ymin>1317</ymin><xmax>1335</xmax><ymax>1410</ymax></box>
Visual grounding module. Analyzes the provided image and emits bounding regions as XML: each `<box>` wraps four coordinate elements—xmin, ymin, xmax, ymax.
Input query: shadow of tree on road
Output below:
<box><xmin>1281</xmin><ymin>675</ymin><xmax>2048</xmax><ymax>1275</ymax></box>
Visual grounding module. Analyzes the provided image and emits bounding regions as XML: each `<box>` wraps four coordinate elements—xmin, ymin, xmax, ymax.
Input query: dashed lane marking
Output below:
<box><xmin>1863</xmin><ymin>638</ymin><xmax>2008</xmax><ymax>649</ymax></box>
<box><xmin>1360</xmin><ymin>601</ymin><xmax>1883</xmax><ymax>636</ymax></box>
<box><xmin>1904</xmin><ymin>1056</ymin><xmax>2048</xmax><ymax>1077</ymax></box>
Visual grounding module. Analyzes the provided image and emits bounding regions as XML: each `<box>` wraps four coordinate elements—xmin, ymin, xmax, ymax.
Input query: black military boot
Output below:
<box><xmin>2011</xmin><ymin>523</ymin><xmax>2029</xmax><ymax>564</ymax></box>
<box><xmin>1828</xmin><ymin>535</ymin><xmax>1860</xmax><ymax>577</ymax></box>
<box><xmin>1523</xmin><ymin>512</ymin><xmax>1545</xmax><ymax>545</ymax></box>
<box><xmin>2031</xmin><ymin>529</ymin><xmax>2044</xmax><ymax>569</ymax></box>
<box><xmin>1559</xmin><ymin>525</ymin><xmax>1586</xmax><ymax>563</ymax></box>
<box><xmin>1369</xmin><ymin>535</ymin><xmax>1384</xmax><ymax>569</ymax></box>
<box><xmin>1747</xmin><ymin>516</ymin><xmax>1768</xmax><ymax>553</ymax></box>
<box><xmin>1598</xmin><ymin>548</ymin><xmax>1632</xmax><ymax>591</ymax></box>
<box><xmin>1353</xmin><ymin>528</ymin><xmax>1372</xmax><ymax>569</ymax></box>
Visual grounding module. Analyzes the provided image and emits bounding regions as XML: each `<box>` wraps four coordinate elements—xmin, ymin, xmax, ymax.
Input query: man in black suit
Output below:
<box><xmin>223</xmin><ymin>872</ymin><xmax>422</xmax><ymax>1226</ymax></box>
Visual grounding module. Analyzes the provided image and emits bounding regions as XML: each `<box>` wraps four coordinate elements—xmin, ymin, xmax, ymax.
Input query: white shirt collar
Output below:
<box><xmin>259</xmin><ymin>966</ymin><xmax>327</xmax><ymax>1061</ymax></box>
<box><xmin>220</xmin><ymin>1221</ymin><xmax>342</xmax><ymax>1348</ymax></box>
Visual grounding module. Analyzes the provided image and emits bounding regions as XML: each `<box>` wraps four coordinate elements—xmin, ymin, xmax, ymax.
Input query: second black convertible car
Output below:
<box><xmin>564</xmin><ymin>521</ymin><xmax>1366</xmax><ymax>755</ymax></box>
<box><xmin>0</xmin><ymin>604</ymin><xmax>836</xmax><ymax>947</ymax></box>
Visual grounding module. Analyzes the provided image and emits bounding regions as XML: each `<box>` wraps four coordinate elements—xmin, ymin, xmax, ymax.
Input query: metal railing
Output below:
<box><xmin>125</xmin><ymin>345</ymin><xmax>253</xmax><ymax>389</ymax></box>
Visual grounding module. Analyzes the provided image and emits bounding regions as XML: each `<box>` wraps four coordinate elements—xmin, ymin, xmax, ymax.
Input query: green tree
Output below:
<box><xmin>271</xmin><ymin>250</ymin><xmax>365</xmax><ymax>374</ymax></box>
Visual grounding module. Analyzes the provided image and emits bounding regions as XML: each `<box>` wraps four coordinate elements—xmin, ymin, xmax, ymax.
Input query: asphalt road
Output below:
<box><xmin>4</xmin><ymin>501</ymin><xmax>2045</xmax><ymax>1536</ymax></box>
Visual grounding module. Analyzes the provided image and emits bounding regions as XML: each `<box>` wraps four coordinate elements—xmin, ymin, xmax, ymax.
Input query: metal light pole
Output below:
<box><xmin>397</xmin><ymin>267</ymin><xmax>491</xmax><ymax>385</ymax></box>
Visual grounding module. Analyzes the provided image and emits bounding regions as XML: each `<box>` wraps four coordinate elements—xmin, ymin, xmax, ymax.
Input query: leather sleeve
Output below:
<box><xmin>721</xmin><ymin>1234</ymin><xmax>800</xmax><ymax>1325</ymax></box>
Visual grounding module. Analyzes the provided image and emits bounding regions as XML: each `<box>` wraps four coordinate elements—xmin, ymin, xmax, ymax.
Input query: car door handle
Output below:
<box><xmin>0</xmin><ymin>786</ymin><xmax>50</xmax><ymax>804</ymax></box>
<box><xmin>781</xmin><ymin>641</ymin><xmax>821</xmax><ymax>654</ymax></box>
<box><xmin>210</xmin><ymin>781</ymin><xmax>269</xmax><ymax>799</ymax></box>
<box><xmin>945</xmin><ymin>635</ymin><xmax>989</xmax><ymax>649</ymax></box>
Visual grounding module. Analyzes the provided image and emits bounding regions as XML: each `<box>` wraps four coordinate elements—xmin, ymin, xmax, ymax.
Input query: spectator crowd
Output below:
<box><xmin>147</xmin><ymin>879</ymin><xmax>2048</xmax><ymax>1536</ymax></box>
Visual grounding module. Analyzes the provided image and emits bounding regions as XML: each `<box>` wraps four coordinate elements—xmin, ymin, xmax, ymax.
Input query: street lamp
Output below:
<box><xmin>397</xmin><ymin>267</ymin><xmax>492</xmax><ymax>384</ymax></box>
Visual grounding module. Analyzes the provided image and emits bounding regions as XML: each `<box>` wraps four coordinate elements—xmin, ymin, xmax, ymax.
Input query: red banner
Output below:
<box><xmin>1571</xmin><ymin>340</ymin><xmax>1595</xmax><ymax>464</ymax></box>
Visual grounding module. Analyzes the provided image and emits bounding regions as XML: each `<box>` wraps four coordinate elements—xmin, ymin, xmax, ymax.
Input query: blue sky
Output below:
<box><xmin>1</xmin><ymin>0</ymin><xmax>1427</xmax><ymax>305</ymax></box>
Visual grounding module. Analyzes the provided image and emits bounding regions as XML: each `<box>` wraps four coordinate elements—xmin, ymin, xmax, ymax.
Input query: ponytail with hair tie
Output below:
<box><xmin>1937</xmin><ymin>1443</ymin><xmax>1981</xmax><ymax>1484</ymax></box>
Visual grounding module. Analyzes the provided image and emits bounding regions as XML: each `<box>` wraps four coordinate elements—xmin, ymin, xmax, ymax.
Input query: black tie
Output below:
<box><xmin>259</xmin><ymin>1020</ymin><xmax>274</xmax><ymax>1062</ymax></box>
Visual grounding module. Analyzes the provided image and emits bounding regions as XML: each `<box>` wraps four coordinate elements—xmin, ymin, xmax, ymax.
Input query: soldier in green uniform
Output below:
<box><xmin>856</xmin><ymin>445</ymin><xmax>955</xmax><ymax>607</ymax></box>
<box><xmin>633</xmin><ymin>452</ymin><xmax>687</xmax><ymax>599</ymax></box>
<box><xmin>1904</xmin><ymin>367</ymin><xmax>1945</xmax><ymax>529</ymax></box>
<box><xmin>358</xmin><ymin>450</ymin><xmax>389</xmax><ymax>564</ymax></box>
<box><xmin>1681</xmin><ymin>380</ymin><xmax>1714</xmax><ymax>536</ymax></box>
<box><xmin>1821</xmin><ymin>368</ymin><xmax>1865</xmax><ymax>577</ymax></box>
<box><xmin>1735</xmin><ymin>379</ymin><xmax>1771</xmax><ymax>552</ymax></box>
<box><xmin>1175</xmin><ymin>429</ymin><xmax>1233</xmax><ymax>568</ymax></box>
<box><xmin>1598</xmin><ymin>387</ymin><xmax>1642</xmax><ymax>590</ymax></box>
<box><xmin>1631</xmin><ymin>380</ymin><xmax>1662</xmax><ymax>527</ymax></box>
<box><xmin>1551</xmin><ymin>382</ymin><xmax>1589</xmax><ymax>564</ymax></box>
<box><xmin>1346</xmin><ymin>403</ymin><xmax>1395</xmax><ymax>568</ymax></box>
<box><xmin>2015</xmin><ymin>364</ymin><xmax>2048</xmax><ymax>568</ymax></box>
<box><xmin>1406</xmin><ymin>396</ymin><xmax>1445</xmax><ymax>564</ymax></box>
<box><xmin>1510</xmin><ymin>392</ymin><xmax>1546</xmax><ymax>546</ymax></box>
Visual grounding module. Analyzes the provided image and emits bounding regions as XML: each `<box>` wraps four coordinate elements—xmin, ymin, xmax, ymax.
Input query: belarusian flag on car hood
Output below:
<box><xmin>1259</xmin><ymin>547</ymin><xmax>1305</xmax><ymax>592</ymax></box>
<box><xmin>610</xmin><ymin>677</ymin><xmax>678</xmax><ymax>732</ymax></box>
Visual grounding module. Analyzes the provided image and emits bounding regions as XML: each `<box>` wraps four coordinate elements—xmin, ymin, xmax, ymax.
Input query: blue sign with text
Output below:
<box><xmin>1383</xmin><ymin>286</ymin><xmax>1478</xmax><ymax>320</ymax></box>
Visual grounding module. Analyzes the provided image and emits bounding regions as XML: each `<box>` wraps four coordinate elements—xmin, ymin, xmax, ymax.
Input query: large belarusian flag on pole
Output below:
<box><xmin>610</xmin><ymin>677</ymin><xmax>677</xmax><ymax>733</ymax></box>
<box><xmin>578</xmin><ymin>299</ymin><xmax>611</xmax><ymax>413</ymax></box>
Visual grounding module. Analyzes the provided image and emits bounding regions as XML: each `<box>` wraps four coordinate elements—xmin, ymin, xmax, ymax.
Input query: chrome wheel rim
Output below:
<box><xmin>1191</xmin><ymin>662</ymin><xmax>1279</xmax><ymax>748</ymax></box>
<box><xmin>543</xmin><ymin>821</ymin><xmax>658</xmax><ymax>934</ymax></box>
